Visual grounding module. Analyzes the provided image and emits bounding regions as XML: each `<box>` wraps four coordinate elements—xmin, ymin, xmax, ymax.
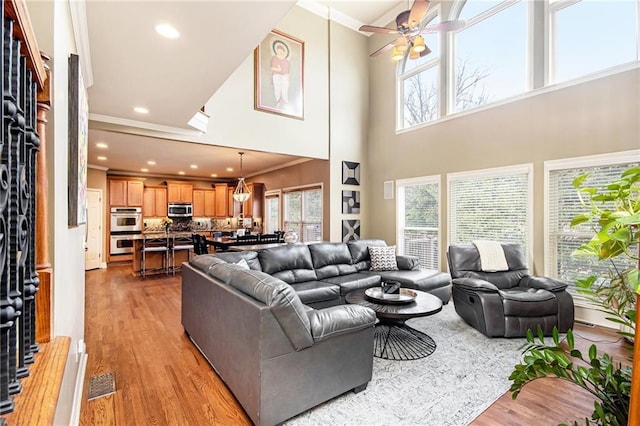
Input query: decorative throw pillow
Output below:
<box><xmin>369</xmin><ymin>246</ymin><xmax>398</xmax><ymax>271</ymax></box>
<box><xmin>235</xmin><ymin>258</ymin><xmax>250</xmax><ymax>270</ymax></box>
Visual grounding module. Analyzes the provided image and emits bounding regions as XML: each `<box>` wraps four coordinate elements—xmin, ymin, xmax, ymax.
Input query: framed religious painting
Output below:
<box><xmin>254</xmin><ymin>29</ymin><xmax>304</xmax><ymax>120</ymax></box>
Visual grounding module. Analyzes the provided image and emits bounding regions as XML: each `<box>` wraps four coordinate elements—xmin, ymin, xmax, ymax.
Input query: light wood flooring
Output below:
<box><xmin>81</xmin><ymin>265</ymin><xmax>632</xmax><ymax>425</ymax></box>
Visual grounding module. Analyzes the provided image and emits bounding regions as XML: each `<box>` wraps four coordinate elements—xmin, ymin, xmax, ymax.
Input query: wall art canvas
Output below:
<box><xmin>342</xmin><ymin>220</ymin><xmax>361</xmax><ymax>243</ymax></box>
<box><xmin>342</xmin><ymin>190</ymin><xmax>360</xmax><ymax>214</ymax></box>
<box><xmin>254</xmin><ymin>29</ymin><xmax>304</xmax><ymax>120</ymax></box>
<box><xmin>342</xmin><ymin>161</ymin><xmax>360</xmax><ymax>185</ymax></box>
<box><xmin>68</xmin><ymin>53</ymin><xmax>88</xmax><ymax>227</ymax></box>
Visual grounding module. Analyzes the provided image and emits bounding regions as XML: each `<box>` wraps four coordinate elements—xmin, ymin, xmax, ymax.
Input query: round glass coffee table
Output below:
<box><xmin>345</xmin><ymin>287</ymin><xmax>443</xmax><ymax>360</ymax></box>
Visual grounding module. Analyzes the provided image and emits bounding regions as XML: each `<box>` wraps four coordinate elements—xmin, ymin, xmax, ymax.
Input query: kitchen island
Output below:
<box><xmin>132</xmin><ymin>232</ymin><xmax>194</xmax><ymax>277</ymax></box>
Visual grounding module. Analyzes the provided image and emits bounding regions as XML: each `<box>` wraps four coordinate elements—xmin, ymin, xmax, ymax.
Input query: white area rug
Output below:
<box><xmin>287</xmin><ymin>303</ymin><xmax>528</xmax><ymax>426</ymax></box>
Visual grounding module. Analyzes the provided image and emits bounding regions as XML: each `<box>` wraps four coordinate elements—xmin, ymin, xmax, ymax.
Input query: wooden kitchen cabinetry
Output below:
<box><xmin>215</xmin><ymin>184</ymin><xmax>230</xmax><ymax>217</ymax></box>
<box><xmin>109</xmin><ymin>179</ymin><xmax>144</xmax><ymax>207</ymax></box>
<box><xmin>193</xmin><ymin>189</ymin><xmax>216</xmax><ymax>217</ymax></box>
<box><xmin>243</xmin><ymin>182</ymin><xmax>264</xmax><ymax>218</ymax></box>
<box><xmin>143</xmin><ymin>186</ymin><xmax>167</xmax><ymax>217</ymax></box>
<box><xmin>167</xmin><ymin>181</ymin><xmax>193</xmax><ymax>203</ymax></box>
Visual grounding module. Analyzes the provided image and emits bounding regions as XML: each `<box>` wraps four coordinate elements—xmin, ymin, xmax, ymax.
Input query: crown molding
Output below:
<box><xmin>89</xmin><ymin>113</ymin><xmax>202</xmax><ymax>137</ymax></box>
<box><xmin>88</xmin><ymin>164</ymin><xmax>108</xmax><ymax>171</ymax></box>
<box><xmin>69</xmin><ymin>0</ymin><xmax>93</xmax><ymax>88</ymax></box>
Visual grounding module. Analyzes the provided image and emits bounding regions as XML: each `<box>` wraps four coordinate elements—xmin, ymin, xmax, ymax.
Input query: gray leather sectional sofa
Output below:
<box><xmin>181</xmin><ymin>239</ymin><xmax>451</xmax><ymax>425</ymax></box>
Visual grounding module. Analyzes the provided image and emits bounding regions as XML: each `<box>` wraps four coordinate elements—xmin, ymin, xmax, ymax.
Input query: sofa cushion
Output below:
<box><xmin>290</xmin><ymin>281</ymin><xmax>340</xmax><ymax>305</ymax></box>
<box><xmin>348</xmin><ymin>239</ymin><xmax>387</xmax><ymax>271</ymax></box>
<box><xmin>500</xmin><ymin>288</ymin><xmax>558</xmax><ymax>317</ymax></box>
<box><xmin>308</xmin><ymin>243</ymin><xmax>357</xmax><ymax>279</ymax></box>
<box><xmin>396</xmin><ymin>255</ymin><xmax>420</xmax><ymax>271</ymax></box>
<box><xmin>321</xmin><ymin>273</ymin><xmax>381</xmax><ymax>295</ymax></box>
<box><xmin>259</xmin><ymin>244</ymin><xmax>317</xmax><ymax>284</ymax></box>
<box><xmin>370</xmin><ymin>269</ymin><xmax>450</xmax><ymax>292</ymax></box>
<box><xmin>214</xmin><ymin>264</ymin><xmax>314</xmax><ymax>351</ymax></box>
<box><xmin>205</xmin><ymin>251</ymin><xmax>262</xmax><ymax>271</ymax></box>
<box><xmin>369</xmin><ymin>246</ymin><xmax>399</xmax><ymax>271</ymax></box>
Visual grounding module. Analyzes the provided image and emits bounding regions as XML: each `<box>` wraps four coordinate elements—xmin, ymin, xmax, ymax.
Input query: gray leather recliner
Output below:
<box><xmin>447</xmin><ymin>243</ymin><xmax>574</xmax><ymax>337</ymax></box>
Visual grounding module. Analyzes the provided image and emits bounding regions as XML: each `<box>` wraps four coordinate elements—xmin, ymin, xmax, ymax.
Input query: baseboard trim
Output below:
<box><xmin>69</xmin><ymin>350</ymin><xmax>88</xmax><ymax>426</ymax></box>
<box><xmin>100</xmin><ymin>262</ymin><xmax>107</xmax><ymax>269</ymax></box>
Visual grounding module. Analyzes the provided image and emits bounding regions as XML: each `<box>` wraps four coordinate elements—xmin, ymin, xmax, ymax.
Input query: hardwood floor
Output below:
<box><xmin>81</xmin><ymin>265</ymin><xmax>632</xmax><ymax>425</ymax></box>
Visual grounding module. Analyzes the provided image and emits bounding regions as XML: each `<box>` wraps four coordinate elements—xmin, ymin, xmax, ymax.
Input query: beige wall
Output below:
<box><xmin>249</xmin><ymin>159</ymin><xmax>330</xmax><ymax>238</ymax></box>
<box><xmin>368</xmin><ymin>62</ymin><xmax>640</xmax><ymax>273</ymax></box>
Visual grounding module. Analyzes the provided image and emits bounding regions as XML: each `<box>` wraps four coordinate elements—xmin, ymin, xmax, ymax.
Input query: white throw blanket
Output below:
<box><xmin>473</xmin><ymin>240</ymin><xmax>509</xmax><ymax>272</ymax></box>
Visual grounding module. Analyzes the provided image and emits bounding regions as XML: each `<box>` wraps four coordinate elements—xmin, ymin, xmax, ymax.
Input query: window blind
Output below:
<box><xmin>547</xmin><ymin>160</ymin><xmax>638</xmax><ymax>293</ymax></box>
<box><xmin>449</xmin><ymin>165</ymin><xmax>532</xmax><ymax>259</ymax></box>
<box><xmin>284</xmin><ymin>187</ymin><xmax>322</xmax><ymax>242</ymax></box>
<box><xmin>265</xmin><ymin>194</ymin><xmax>279</xmax><ymax>234</ymax></box>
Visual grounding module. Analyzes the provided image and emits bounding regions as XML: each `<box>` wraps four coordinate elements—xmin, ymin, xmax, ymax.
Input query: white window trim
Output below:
<box><xmin>447</xmin><ymin>163</ymin><xmax>534</xmax><ymax>266</ymax></box>
<box><xmin>543</xmin><ymin>149</ymin><xmax>640</xmax><ymax>300</ymax></box>
<box><xmin>395</xmin><ymin>175</ymin><xmax>442</xmax><ymax>262</ymax></box>
<box><xmin>264</xmin><ymin>189</ymin><xmax>282</xmax><ymax>232</ymax></box>
<box><xmin>396</xmin><ymin>5</ymin><xmax>441</xmax><ymax>131</ymax></box>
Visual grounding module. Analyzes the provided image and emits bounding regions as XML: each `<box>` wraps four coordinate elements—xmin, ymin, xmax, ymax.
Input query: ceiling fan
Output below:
<box><xmin>359</xmin><ymin>0</ymin><xmax>465</xmax><ymax>61</ymax></box>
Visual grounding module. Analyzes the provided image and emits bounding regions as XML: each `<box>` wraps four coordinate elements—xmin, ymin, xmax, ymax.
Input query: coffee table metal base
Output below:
<box><xmin>374</xmin><ymin>319</ymin><xmax>436</xmax><ymax>361</ymax></box>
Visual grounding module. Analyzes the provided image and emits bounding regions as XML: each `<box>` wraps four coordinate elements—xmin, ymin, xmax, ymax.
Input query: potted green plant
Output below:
<box><xmin>508</xmin><ymin>165</ymin><xmax>639</xmax><ymax>426</ymax></box>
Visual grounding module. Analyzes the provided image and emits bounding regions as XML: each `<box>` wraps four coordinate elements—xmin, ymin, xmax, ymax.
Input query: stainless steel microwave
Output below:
<box><xmin>168</xmin><ymin>203</ymin><xmax>193</xmax><ymax>217</ymax></box>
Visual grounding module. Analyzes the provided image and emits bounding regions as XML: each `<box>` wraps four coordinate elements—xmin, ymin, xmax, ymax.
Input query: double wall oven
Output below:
<box><xmin>110</xmin><ymin>207</ymin><xmax>142</xmax><ymax>255</ymax></box>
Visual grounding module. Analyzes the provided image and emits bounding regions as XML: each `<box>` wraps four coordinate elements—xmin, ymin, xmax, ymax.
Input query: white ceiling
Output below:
<box><xmin>85</xmin><ymin>0</ymin><xmax>407</xmax><ymax>180</ymax></box>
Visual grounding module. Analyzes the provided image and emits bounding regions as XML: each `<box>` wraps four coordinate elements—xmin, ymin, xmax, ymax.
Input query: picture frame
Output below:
<box><xmin>342</xmin><ymin>220</ymin><xmax>361</xmax><ymax>243</ymax></box>
<box><xmin>68</xmin><ymin>53</ymin><xmax>89</xmax><ymax>227</ymax></box>
<box><xmin>342</xmin><ymin>190</ymin><xmax>360</xmax><ymax>214</ymax></box>
<box><xmin>342</xmin><ymin>161</ymin><xmax>361</xmax><ymax>185</ymax></box>
<box><xmin>254</xmin><ymin>29</ymin><xmax>304</xmax><ymax>120</ymax></box>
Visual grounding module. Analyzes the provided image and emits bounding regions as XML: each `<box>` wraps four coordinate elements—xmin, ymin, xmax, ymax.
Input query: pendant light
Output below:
<box><xmin>232</xmin><ymin>152</ymin><xmax>251</xmax><ymax>203</ymax></box>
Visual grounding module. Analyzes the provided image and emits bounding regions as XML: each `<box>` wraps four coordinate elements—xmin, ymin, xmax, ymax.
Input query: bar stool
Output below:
<box><xmin>142</xmin><ymin>234</ymin><xmax>170</xmax><ymax>278</ymax></box>
<box><xmin>171</xmin><ymin>234</ymin><xmax>194</xmax><ymax>275</ymax></box>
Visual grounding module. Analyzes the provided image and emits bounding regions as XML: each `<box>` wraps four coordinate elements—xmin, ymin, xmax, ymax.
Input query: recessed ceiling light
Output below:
<box><xmin>141</xmin><ymin>168</ymin><xmax>149</xmax><ymax>172</ymax></box>
<box><xmin>155</xmin><ymin>23</ymin><xmax>180</xmax><ymax>39</ymax></box>
<box><xmin>97</xmin><ymin>156</ymin><xmax>107</xmax><ymax>161</ymax></box>
<box><xmin>190</xmin><ymin>164</ymin><xmax>198</xmax><ymax>169</ymax></box>
<box><xmin>210</xmin><ymin>173</ymin><xmax>218</xmax><ymax>178</ymax></box>
<box><xmin>147</xmin><ymin>160</ymin><xmax>156</xmax><ymax>165</ymax></box>
<box><xmin>178</xmin><ymin>171</ymin><xmax>185</xmax><ymax>175</ymax></box>
<box><xmin>226</xmin><ymin>167</ymin><xmax>233</xmax><ymax>172</ymax></box>
<box><xmin>134</xmin><ymin>106</ymin><xmax>149</xmax><ymax>114</ymax></box>
<box><xmin>96</xmin><ymin>143</ymin><xmax>108</xmax><ymax>149</ymax></box>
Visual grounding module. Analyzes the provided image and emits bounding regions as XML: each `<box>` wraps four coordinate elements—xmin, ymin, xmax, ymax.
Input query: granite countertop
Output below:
<box><xmin>134</xmin><ymin>231</ymin><xmax>194</xmax><ymax>240</ymax></box>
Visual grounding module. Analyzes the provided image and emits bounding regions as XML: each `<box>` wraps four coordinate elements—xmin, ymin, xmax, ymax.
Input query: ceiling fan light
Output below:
<box><xmin>395</xmin><ymin>37</ymin><xmax>408</xmax><ymax>52</ymax></box>
<box><xmin>409</xmin><ymin>48</ymin><xmax>420</xmax><ymax>60</ymax></box>
<box><xmin>391</xmin><ymin>47</ymin><xmax>404</xmax><ymax>62</ymax></box>
<box><xmin>413</xmin><ymin>36</ymin><xmax>426</xmax><ymax>53</ymax></box>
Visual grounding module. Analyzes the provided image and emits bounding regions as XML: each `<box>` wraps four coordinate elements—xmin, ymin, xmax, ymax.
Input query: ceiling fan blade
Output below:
<box><xmin>421</xmin><ymin>19</ymin><xmax>466</xmax><ymax>34</ymax></box>
<box><xmin>408</xmin><ymin>0</ymin><xmax>430</xmax><ymax>29</ymax></box>
<box><xmin>370</xmin><ymin>40</ymin><xmax>396</xmax><ymax>57</ymax></box>
<box><xmin>359</xmin><ymin>24</ymin><xmax>399</xmax><ymax>34</ymax></box>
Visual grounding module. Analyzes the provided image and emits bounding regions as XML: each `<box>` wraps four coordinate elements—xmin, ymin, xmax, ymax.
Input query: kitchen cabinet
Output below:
<box><xmin>167</xmin><ymin>181</ymin><xmax>193</xmax><ymax>203</ymax></box>
<box><xmin>242</xmin><ymin>182</ymin><xmax>264</xmax><ymax>218</ymax></box>
<box><xmin>215</xmin><ymin>184</ymin><xmax>230</xmax><ymax>217</ymax></box>
<box><xmin>109</xmin><ymin>179</ymin><xmax>144</xmax><ymax>207</ymax></box>
<box><xmin>143</xmin><ymin>186</ymin><xmax>167</xmax><ymax>217</ymax></box>
<box><xmin>193</xmin><ymin>189</ymin><xmax>216</xmax><ymax>218</ymax></box>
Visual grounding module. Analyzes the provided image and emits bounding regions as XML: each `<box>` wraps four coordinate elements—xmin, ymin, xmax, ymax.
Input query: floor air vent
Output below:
<box><xmin>87</xmin><ymin>372</ymin><xmax>116</xmax><ymax>400</ymax></box>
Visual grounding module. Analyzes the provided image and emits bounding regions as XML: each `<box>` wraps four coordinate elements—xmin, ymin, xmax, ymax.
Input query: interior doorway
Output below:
<box><xmin>86</xmin><ymin>188</ymin><xmax>103</xmax><ymax>270</ymax></box>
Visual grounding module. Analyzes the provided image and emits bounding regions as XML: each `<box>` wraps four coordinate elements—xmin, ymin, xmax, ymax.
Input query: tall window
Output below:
<box><xmin>550</xmin><ymin>0</ymin><xmax>639</xmax><ymax>84</ymax></box>
<box><xmin>264</xmin><ymin>191</ymin><xmax>280</xmax><ymax>233</ymax></box>
<box><xmin>398</xmin><ymin>12</ymin><xmax>441</xmax><ymax>129</ymax></box>
<box><xmin>448</xmin><ymin>164</ymin><xmax>533</xmax><ymax>259</ymax></box>
<box><xmin>545</xmin><ymin>152</ymin><xmax>639</xmax><ymax>296</ymax></box>
<box><xmin>453</xmin><ymin>0</ymin><xmax>528</xmax><ymax>113</ymax></box>
<box><xmin>283</xmin><ymin>185</ymin><xmax>322</xmax><ymax>242</ymax></box>
<box><xmin>396</xmin><ymin>176</ymin><xmax>440</xmax><ymax>269</ymax></box>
